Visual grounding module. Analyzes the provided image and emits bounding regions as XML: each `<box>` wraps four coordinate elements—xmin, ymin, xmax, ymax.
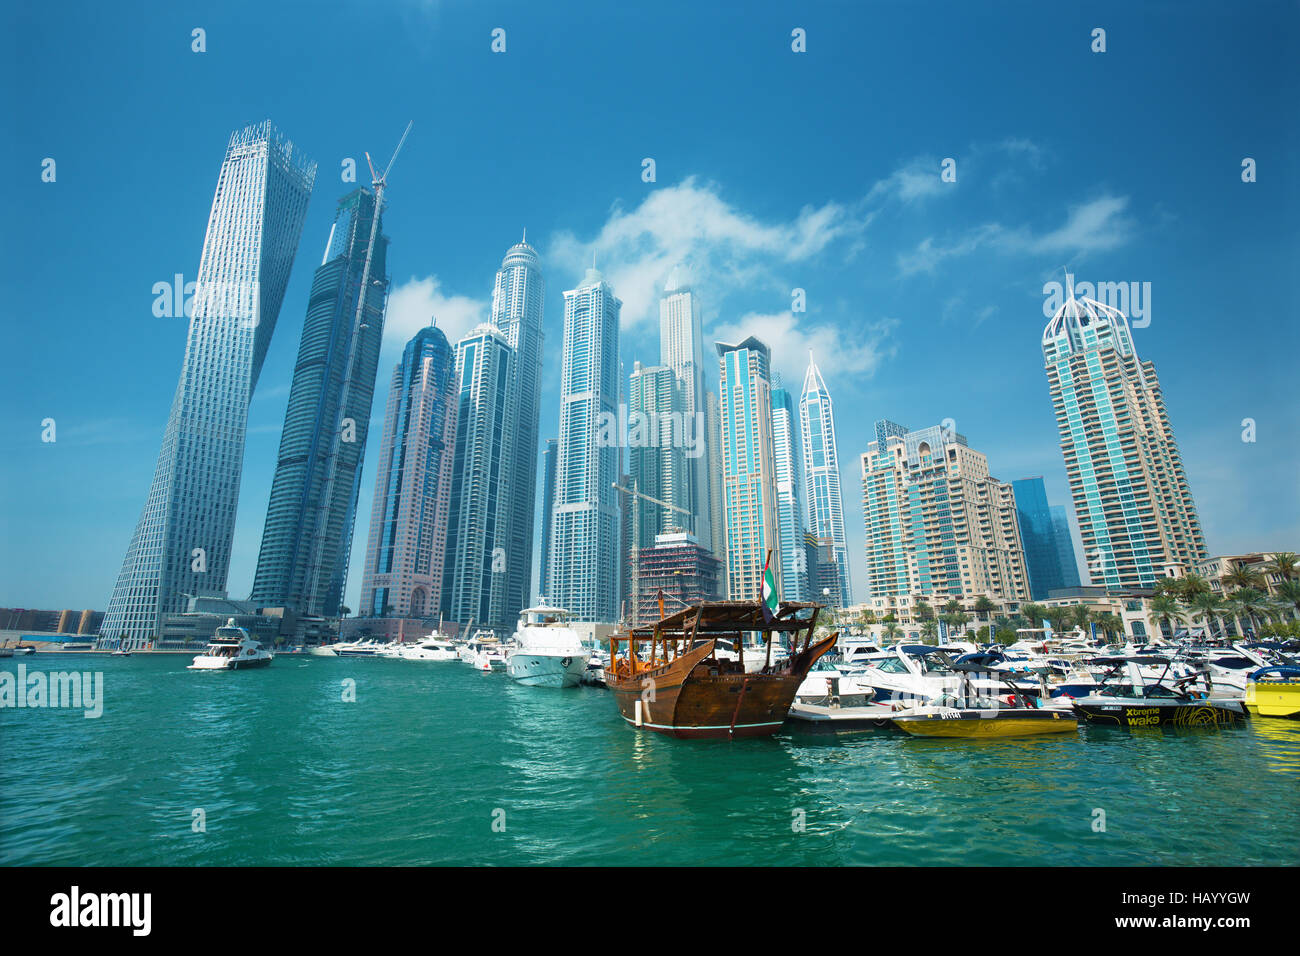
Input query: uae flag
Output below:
<box><xmin>760</xmin><ymin>550</ymin><xmax>778</xmax><ymax>622</ymax></box>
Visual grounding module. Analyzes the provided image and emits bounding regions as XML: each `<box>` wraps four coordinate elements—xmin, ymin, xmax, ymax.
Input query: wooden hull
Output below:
<box><xmin>609</xmin><ymin>635</ymin><xmax>838</xmax><ymax>739</ymax></box>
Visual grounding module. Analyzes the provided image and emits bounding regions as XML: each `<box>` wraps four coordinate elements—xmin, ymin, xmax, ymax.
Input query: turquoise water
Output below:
<box><xmin>2</xmin><ymin>654</ymin><xmax>1298</xmax><ymax>866</ymax></box>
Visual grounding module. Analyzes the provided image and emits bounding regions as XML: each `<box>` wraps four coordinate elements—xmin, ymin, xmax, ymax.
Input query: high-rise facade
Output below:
<box><xmin>549</xmin><ymin>267</ymin><xmax>622</xmax><ymax>623</ymax></box>
<box><xmin>705</xmin><ymin>387</ymin><xmax>726</xmax><ymax>593</ymax></box>
<box><xmin>861</xmin><ymin>422</ymin><xmax>1030</xmax><ymax>610</ymax></box>
<box><xmin>492</xmin><ymin>237</ymin><xmax>545</xmax><ymax>616</ymax></box>
<box><xmin>1010</xmin><ymin>476</ymin><xmax>1082</xmax><ymax>600</ymax></box>
<box><xmin>101</xmin><ymin>122</ymin><xmax>315</xmax><ymax>641</ymax></box>
<box><xmin>359</xmin><ymin>325</ymin><xmax>457</xmax><ymax>620</ymax></box>
<box><xmin>538</xmin><ymin>437</ymin><xmax>558</xmax><ymax>600</ymax></box>
<box><xmin>251</xmin><ymin>187</ymin><xmax>389</xmax><ymax>617</ymax></box>
<box><xmin>717</xmin><ymin>337</ymin><xmax>781</xmax><ymax>603</ymax></box>
<box><xmin>441</xmin><ymin>323</ymin><xmax>516</xmax><ymax>631</ymax></box>
<box><xmin>799</xmin><ymin>356</ymin><xmax>851</xmax><ymax>606</ymax></box>
<box><xmin>771</xmin><ymin>385</ymin><xmax>809</xmax><ymax>601</ymax></box>
<box><xmin>1042</xmin><ymin>289</ymin><xmax>1207</xmax><ymax>588</ymax></box>
<box><xmin>627</xmin><ymin>361</ymin><xmax>689</xmax><ymax>543</ymax></box>
<box><xmin>659</xmin><ymin>269</ymin><xmax>713</xmax><ymax>553</ymax></box>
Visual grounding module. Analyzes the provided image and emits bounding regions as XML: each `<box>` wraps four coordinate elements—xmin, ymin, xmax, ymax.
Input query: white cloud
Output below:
<box><xmin>382</xmin><ymin>275</ymin><xmax>489</xmax><ymax>357</ymax></box>
<box><xmin>546</xmin><ymin>177</ymin><xmax>869</xmax><ymax>328</ymax></box>
<box><xmin>711</xmin><ymin>311</ymin><xmax>898</xmax><ymax>387</ymax></box>
<box><xmin>897</xmin><ymin>195</ymin><xmax>1136</xmax><ymax>276</ymax></box>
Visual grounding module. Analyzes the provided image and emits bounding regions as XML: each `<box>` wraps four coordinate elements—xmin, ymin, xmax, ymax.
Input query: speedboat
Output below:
<box><xmin>188</xmin><ymin>620</ymin><xmax>273</xmax><ymax>671</ymax></box>
<box><xmin>331</xmin><ymin>640</ymin><xmax>385</xmax><ymax>658</ymax></box>
<box><xmin>505</xmin><ymin>605</ymin><xmax>590</xmax><ymax>687</ymax></box>
<box><xmin>1071</xmin><ymin>656</ymin><xmax>1247</xmax><ymax>727</ymax></box>
<box><xmin>400</xmin><ymin>636</ymin><xmax>459</xmax><ymax>661</ymax></box>
<box><xmin>889</xmin><ymin>662</ymin><xmax>1078</xmax><ymax>738</ymax></box>
<box><xmin>1244</xmin><ymin>666</ymin><xmax>1300</xmax><ymax>719</ymax></box>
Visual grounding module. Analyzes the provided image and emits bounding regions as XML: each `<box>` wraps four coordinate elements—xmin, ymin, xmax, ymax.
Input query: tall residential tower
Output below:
<box><xmin>548</xmin><ymin>267</ymin><xmax>622</xmax><ymax>622</ymax></box>
<box><xmin>251</xmin><ymin>187</ymin><xmax>389</xmax><ymax>617</ymax></box>
<box><xmin>1042</xmin><ymin>289</ymin><xmax>1207</xmax><ymax>587</ymax></box>
<box><xmin>101</xmin><ymin>121</ymin><xmax>315</xmax><ymax>641</ymax></box>
<box><xmin>799</xmin><ymin>355</ymin><xmax>851</xmax><ymax>606</ymax></box>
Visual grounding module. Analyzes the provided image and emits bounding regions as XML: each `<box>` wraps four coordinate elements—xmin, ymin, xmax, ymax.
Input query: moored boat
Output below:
<box><xmin>1071</xmin><ymin>656</ymin><xmax>1247</xmax><ymax>727</ymax></box>
<box><xmin>606</xmin><ymin>600</ymin><xmax>838</xmax><ymax>739</ymax></box>
<box><xmin>889</xmin><ymin>662</ymin><xmax>1078</xmax><ymax>738</ymax></box>
<box><xmin>1244</xmin><ymin>666</ymin><xmax>1300</xmax><ymax>719</ymax></box>
<box><xmin>505</xmin><ymin>605</ymin><xmax>589</xmax><ymax>688</ymax></box>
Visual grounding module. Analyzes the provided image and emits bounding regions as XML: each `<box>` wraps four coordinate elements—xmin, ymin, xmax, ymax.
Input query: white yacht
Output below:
<box><xmin>505</xmin><ymin>605</ymin><xmax>589</xmax><ymax>687</ymax></box>
<box><xmin>400</xmin><ymin>636</ymin><xmax>459</xmax><ymax>661</ymax></box>
<box><xmin>188</xmin><ymin>620</ymin><xmax>273</xmax><ymax>671</ymax></box>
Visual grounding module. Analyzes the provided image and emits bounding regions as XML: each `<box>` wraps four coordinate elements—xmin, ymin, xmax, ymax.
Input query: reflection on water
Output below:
<box><xmin>2</xmin><ymin>655</ymin><xmax>1299</xmax><ymax>866</ymax></box>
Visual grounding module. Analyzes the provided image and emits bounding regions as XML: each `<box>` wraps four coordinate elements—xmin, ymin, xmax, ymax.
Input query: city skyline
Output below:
<box><xmin>5</xmin><ymin>3</ymin><xmax>1297</xmax><ymax>616</ymax></box>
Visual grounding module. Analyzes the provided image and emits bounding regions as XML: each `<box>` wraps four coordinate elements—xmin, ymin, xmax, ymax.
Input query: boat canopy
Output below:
<box><xmin>1250</xmin><ymin>666</ymin><xmax>1300</xmax><ymax>681</ymax></box>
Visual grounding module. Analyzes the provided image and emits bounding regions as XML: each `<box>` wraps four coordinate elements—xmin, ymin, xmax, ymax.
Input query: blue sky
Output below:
<box><xmin>2</xmin><ymin>0</ymin><xmax>1297</xmax><ymax>613</ymax></box>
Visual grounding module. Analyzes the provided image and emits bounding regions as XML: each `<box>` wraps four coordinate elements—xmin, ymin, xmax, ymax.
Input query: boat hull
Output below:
<box><xmin>892</xmin><ymin>708</ymin><xmax>1077</xmax><ymax>738</ymax></box>
<box><xmin>1244</xmin><ymin>681</ymin><xmax>1300</xmax><ymax>719</ymax></box>
<box><xmin>506</xmin><ymin>652</ymin><xmax>590</xmax><ymax>687</ymax></box>
<box><xmin>609</xmin><ymin>635</ymin><xmax>838</xmax><ymax>739</ymax></box>
<box><xmin>1073</xmin><ymin>700</ymin><xmax>1247</xmax><ymax>727</ymax></box>
<box><xmin>188</xmin><ymin>656</ymin><xmax>272</xmax><ymax>670</ymax></box>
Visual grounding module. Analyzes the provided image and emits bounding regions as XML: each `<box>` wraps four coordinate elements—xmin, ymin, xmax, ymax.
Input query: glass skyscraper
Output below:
<box><xmin>659</xmin><ymin>269</ymin><xmax>713</xmax><ymax>555</ymax></box>
<box><xmin>538</xmin><ymin>437</ymin><xmax>558</xmax><ymax>600</ymax></box>
<box><xmin>771</xmin><ymin>385</ymin><xmax>808</xmax><ymax>601</ymax></box>
<box><xmin>1010</xmin><ymin>477</ymin><xmax>1082</xmax><ymax>600</ymax></box>
<box><xmin>101</xmin><ymin>121</ymin><xmax>315</xmax><ymax>642</ymax></box>
<box><xmin>1042</xmin><ymin>287</ymin><xmax>1207</xmax><ymax>588</ymax></box>
<box><xmin>548</xmin><ymin>267</ymin><xmax>622</xmax><ymax>623</ymax></box>
<box><xmin>717</xmin><ymin>337</ymin><xmax>780</xmax><ymax>603</ymax></box>
<box><xmin>358</xmin><ymin>325</ymin><xmax>457</xmax><ymax>621</ymax></box>
<box><xmin>799</xmin><ymin>355</ymin><xmax>851</xmax><ymax>606</ymax></box>
<box><xmin>441</xmin><ymin>323</ymin><xmax>515</xmax><ymax>631</ymax></box>
<box><xmin>251</xmin><ymin>187</ymin><xmax>389</xmax><ymax>617</ymax></box>
<box><xmin>491</xmin><ymin>237</ymin><xmax>545</xmax><ymax>616</ymax></box>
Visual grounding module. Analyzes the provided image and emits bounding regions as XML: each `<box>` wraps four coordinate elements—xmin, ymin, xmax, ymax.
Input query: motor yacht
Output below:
<box><xmin>1070</xmin><ymin>656</ymin><xmax>1248</xmax><ymax>726</ymax></box>
<box><xmin>505</xmin><ymin>605</ymin><xmax>590</xmax><ymax>687</ymax></box>
<box><xmin>188</xmin><ymin>620</ymin><xmax>273</xmax><ymax>671</ymax></box>
<box><xmin>400</xmin><ymin>636</ymin><xmax>459</xmax><ymax>661</ymax></box>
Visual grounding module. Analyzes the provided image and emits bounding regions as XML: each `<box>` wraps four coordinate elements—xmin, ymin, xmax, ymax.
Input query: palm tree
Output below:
<box><xmin>913</xmin><ymin>598</ymin><xmax>935</xmax><ymax>622</ymax></box>
<box><xmin>1223</xmin><ymin>563</ymin><xmax>1267</xmax><ymax>593</ymax></box>
<box><xmin>1268</xmin><ymin>551</ymin><xmax>1299</xmax><ymax>582</ymax></box>
<box><xmin>1069</xmin><ymin>604</ymin><xmax>1092</xmax><ymax>630</ymax></box>
<box><xmin>1148</xmin><ymin>594</ymin><xmax>1186</xmax><ymax>638</ymax></box>
<box><xmin>882</xmin><ymin>621</ymin><xmax>903</xmax><ymax>645</ymax></box>
<box><xmin>1044</xmin><ymin>606</ymin><xmax>1074</xmax><ymax>637</ymax></box>
<box><xmin>1176</xmin><ymin>573</ymin><xmax>1211</xmax><ymax>602</ymax></box>
<box><xmin>1186</xmin><ymin>591</ymin><xmax>1222</xmax><ymax>640</ymax></box>
<box><xmin>919</xmin><ymin>619</ymin><xmax>939</xmax><ymax>645</ymax></box>
<box><xmin>1219</xmin><ymin>596</ymin><xmax>1246</xmax><ymax>637</ymax></box>
<box><xmin>973</xmin><ymin>595</ymin><xmax>996</xmax><ymax>622</ymax></box>
<box><xmin>1021</xmin><ymin>603</ymin><xmax>1048</xmax><ymax>628</ymax></box>
<box><xmin>1094</xmin><ymin>612</ymin><xmax>1124</xmax><ymax>642</ymax></box>
<box><xmin>1276</xmin><ymin>579</ymin><xmax>1300</xmax><ymax>615</ymax></box>
<box><xmin>1152</xmin><ymin>576</ymin><xmax>1183</xmax><ymax>598</ymax></box>
<box><xmin>1233</xmin><ymin>588</ymin><xmax>1271</xmax><ymax>636</ymax></box>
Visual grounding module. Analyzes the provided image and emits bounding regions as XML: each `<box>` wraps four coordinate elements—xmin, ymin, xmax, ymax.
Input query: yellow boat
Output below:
<box><xmin>892</xmin><ymin>706</ymin><xmax>1078</xmax><ymax>738</ymax></box>
<box><xmin>1244</xmin><ymin>666</ymin><xmax>1300</xmax><ymax>719</ymax></box>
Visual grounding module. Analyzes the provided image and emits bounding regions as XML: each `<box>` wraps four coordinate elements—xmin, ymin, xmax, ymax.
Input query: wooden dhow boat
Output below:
<box><xmin>606</xmin><ymin>601</ymin><xmax>838</xmax><ymax>739</ymax></box>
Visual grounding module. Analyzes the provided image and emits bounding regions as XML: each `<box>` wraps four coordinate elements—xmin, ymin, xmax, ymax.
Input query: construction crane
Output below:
<box><xmin>302</xmin><ymin>122</ymin><xmax>412</xmax><ymax>618</ymax></box>
<box><xmin>612</xmin><ymin>479</ymin><xmax>694</xmax><ymax>626</ymax></box>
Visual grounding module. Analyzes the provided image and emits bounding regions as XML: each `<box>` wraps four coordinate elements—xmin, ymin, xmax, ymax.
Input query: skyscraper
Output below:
<box><xmin>705</xmin><ymin>387</ymin><xmax>726</xmax><ymax>593</ymax></box>
<box><xmin>549</xmin><ymin>267</ymin><xmax>622</xmax><ymax>623</ymax></box>
<box><xmin>717</xmin><ymin>336</ymin><xmax>781</xmax><ymax>602</ymax></box>
<box><xmin>1010</xmin><ymin>476</ymin><xmax>1082</xmax><ymax>600</ymax></box>
<box><xmin>1042</xmin><ymin>287</ymin><xmax>1207</xmax><ymax>588</ymax></box>
<box><xmin>627</xmin><ymin>361</ymin><xmax>689</xmax><ymax>543</ymax></box>
<box><xmin>251</xmin><ymin>187</ymin><xmax>389</xmax><ymax>617</ymax></box>
<box><xmin>659</xmin><ymin>269</ymin><xmax>712</xmax><ymax>551</ymax></box>
<box><xmin>538</xmin><ymin>437</ymin><xmax>558</xmax><ymax>600</ymax></box>
<box><xmin>771</xmin><ymin>385</ymin><xmax>808</xmax><ymax>601</ymax></box>
<box><xmin>799</xmin><ymin>355</ymin><xmax>851</xmax><ymax>606</ymax></box>
<box><xmin>860</xmin><ymin>422</ymin><xmax>1030</xmax><ymax>612</ymax></box>
<box><xmin>101</xmin><ymin>121</ymin><xmax>315</xmax><ymax>642</ymax></box>
<box><xmin>492</xmin><ymin>237</ymin><xmax>545</xmax><ymax>615</ymax></box>
<box><xmin>441</xmin><ymin>323</ymin><xmax>515</xmax><ymax>630</ymax></box>
<box><xmin>358</xmin><ymin>325</ymin><xmax>457</xmax><ymax>620</ymax></box>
